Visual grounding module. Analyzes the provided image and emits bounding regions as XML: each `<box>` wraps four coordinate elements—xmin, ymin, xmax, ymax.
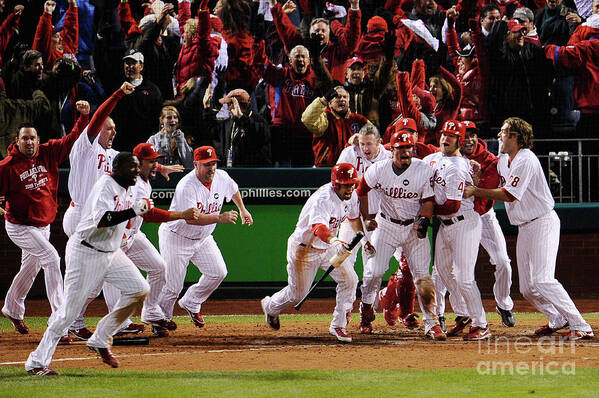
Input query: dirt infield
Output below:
<box><xmin>1</xmin><ymin>299</ymin><xmax>598</xmax><ymax>372</ymax></box>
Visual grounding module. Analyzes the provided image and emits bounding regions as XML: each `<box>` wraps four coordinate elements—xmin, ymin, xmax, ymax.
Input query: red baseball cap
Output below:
<box><xmin>394</xmin><ymin>117</ymin><xmax>418</xmax><ymax>133</ymax></box>
<box><xmin>367</xmin><ymin>16</ymin><xmax>388</xmax><ymax>33</ymax></box>
<box><xmin>440</xmin><ymin>120</ymin><xmax>466</xmax><ymax>141</ymax></box>
<box><xmin>390</xmin><ymin>131</ymin><xmax>415</xmax><ymax>147</ymax></box>
<box><xmin>462</xmin><ymin>120</ymin><xmax>478</xmax><ymax>131</ymax></box>
<box><xmin>345</xmin><ymin>56</ymin><xmax>365</xmax><ymax>70</ymax></box>
<box><xmin>194</xmin><ymin>146</ymin><xmax>219</xmax><ymax>164</ymax></box>
<box><xmin>133</xmin><ymin>143</ymin><xmax>164</xmax><ymax>160</ymax></box>
<box><xmin>506</xmin><ymin>19</ymin><xmax>527</xmax><ymax>33</ymax></box>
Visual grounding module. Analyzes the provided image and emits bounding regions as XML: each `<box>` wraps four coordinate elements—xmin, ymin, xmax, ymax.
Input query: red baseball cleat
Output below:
<box><xmin>446</xmin><ymin>316</ymin><xmax>472</xmax><ymax>337</ymax></box>
<box><xmin>463</xmin><ymin>326</ymin><xmax>492</xmax><ymax>341</ymax></box>
<box><xmin>425</xmin><ymin>325</ymin><xmax>447</xmax><ymax>341</ymax></box>
<box><xmin>88</xmin><ymin>346</ymin><xmax>120</xmax><ymax>368</ymax></box>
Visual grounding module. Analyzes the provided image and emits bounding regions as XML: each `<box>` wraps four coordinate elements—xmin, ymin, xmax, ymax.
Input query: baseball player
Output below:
<box><xmin>423</xmin><ymin>120</ymin><xmax>490</xmax><ymax>340</ymax></box>
<box><xmin>261</xmin><ymin>163</ymin><xmax>362</xmax><ymax>343</ymax></box>
<box><xmin>0</xmin><ymin>106</ymin><xmax>89</xmax><ymax>343</ymax></box>
<box><xmin>157</xmin><ymin>146</ymin><xmax>253</xmax><ymax>328</ymax></box>
<box><xmin>64</xmin><ymin>83</ymin><xmax>183</xmax><ymax>339</ymax></box>
<box><xmin>356</xmin><ymin>131</ymin><xmax>445</xmax><ymax>340</ymax></box>
<box><xmin>25</xmin><ymin>152</ymin><xmax>153</xmax><ymax>375</ymax></box>
<box><xmin>431</xmin><ymin>121</ymin><xmax>516</xmax><ymax>330</ymax></box>
<box><xmin>464</xmin><ymin>117</ymin><xmax>593</xmax><ymax>340</ymax></box>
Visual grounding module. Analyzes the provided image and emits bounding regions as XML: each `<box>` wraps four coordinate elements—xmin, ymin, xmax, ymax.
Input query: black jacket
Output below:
<box><xmin>535</xmin><ymin>4</ymin><xmax>580</xmax><ymax>46</ymax></box>
<box><xmin>111</xmin><ymin>79</ymin><xmax>163</xmax><ymax>151</ymax></box>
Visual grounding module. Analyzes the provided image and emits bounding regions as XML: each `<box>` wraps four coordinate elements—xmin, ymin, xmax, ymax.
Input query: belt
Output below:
<box><xmin>81</xmin><ymin>240</ymin><xmax>111</xmax><ymax>253</ymax></box>
<box><xmin>380</xmin><ymin>213</ymin><xmax>414</xmax><ymax>226</ymax></box>
<box><xmin>440</xmin><ymin>215</ymin><xmax>465</xmax><ymax>226</ymax></box>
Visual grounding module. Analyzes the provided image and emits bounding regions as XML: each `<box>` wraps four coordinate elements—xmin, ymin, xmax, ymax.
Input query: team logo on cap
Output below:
<box><xmin>207</xmin><ymin>148</ymin><xmax>213</xmax><ymax>156</ymax></box>
<box><xmin>351</xmin><ymin>123</ymin><xmax>361</xmax><ymax>133</ymax></box>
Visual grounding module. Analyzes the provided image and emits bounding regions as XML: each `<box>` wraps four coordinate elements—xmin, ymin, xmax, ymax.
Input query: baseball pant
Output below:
<box><xmin>158</xmin><ymin>226</ymin><xmax>227</xmax><ymax>319</ymax></box>
<box><xmin>263</xmin><ymin>238</ymin><xmax>358</xmax><ymax>329</ymax></box>
<box><xmin>102</xmin><ymin>233</ymin><xmax>167</xmax><ymax>324</ymax></box>
<box><xmin>361</xmin><ymin>216</ymin><xmax>437</xmax><ymax>331</ymax></box>
<box><xmin>480</xmin><ymin>208</ymin><xmax>513</xmax><ymax>311</ymax></box>
<box><xmin>25</xmin><ymin>239</ymin><xmax>149</xmax><ymax>370</ymax></box>
<box><xmin>62</xmin><ymin>202</ymin><xmax>81</xmax><ymax>238</ymax></box>
<box><xmin>2</xmin><ymin>221</ymin><xmax>63</xmax><ymax>321</ymax></box>
<box><xmin>435</xmin><ymin>212</ymin><xmax>487</xmax><ymax>328</ymax></box>
<box><xmin>517</xmin><ymin>211</ymin><xmax>591</xmax><ymax>332</ymax></box>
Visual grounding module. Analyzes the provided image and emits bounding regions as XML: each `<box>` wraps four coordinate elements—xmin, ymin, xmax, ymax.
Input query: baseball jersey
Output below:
<box><xmin>497</xmin><ymin>149</ymin><xmax>554</xmax><ymax>226</ymax></box>
<box><xmin>68</xmin><ymin>129</ymin><xmax>119</xmax><ymax>205</ymax></box>
<box><xmin>122</xmin><ymin>176</ymin><xmax>152</xmax><ymax>246</ymax></box>
<box><xmin>290</xmin><ymin>182</ymin><xmax>359</xmax><ymax>250</ymax></box>
<box><xmin>363</xmin><ymin>158</ymin><xmax>434</xmax><ymax>220</ymax></box>
<box><xmin>337</xmin><ymin>143</ymin><xmax>390</xmax><ymax>213</ymax></box>
<box><xmin>423</xmin><ymin>152</ymin><xmax>475</xmax><ymax>218</ymax></box>
<box><xmin>74</xmin><ymin>174</ymin><xmax>137</xmax><ymax>252</ymax></box>
<box><xmin>165</xmin><ymin>169</ymin><xmax>238</xmax><ymax>240</ymax></box>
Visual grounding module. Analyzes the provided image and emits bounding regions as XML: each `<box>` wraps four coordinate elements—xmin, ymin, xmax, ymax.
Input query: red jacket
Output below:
<box><xmin>0</xmin><ymin>114</ymin><xmax>87</xmax><ymax>226</ymax></box>
<box><xmin>446</xmin><ymin>19</ymin><xmax>488</xmax><ymax>121</ymax></box>
<box><xmin>118</xmin><ymin>2</ymin><xmax>143</xmax><ymax>39</ymax></box>
<box><xmin>568</xmin><ymin>25</ymin><xmax>599</xmax><ymax>45</ymax></box>
<box><xmin>223</xmin><ymin>30</ymin><xmax>264</xmax><ymax>91</ymax></box>
<box><xmin>545</xmin><ymin>38</ymin><xmax>599</xmax><ymax>114</ymax></box>
<box><xmin>313</xmin><ymin>112</ymin><xmax>369</xmax><ymax>167</ymax></box>
<box><xmin>33</xmin><ymin>4</ymin><xmax>78</xmax><ymax>67</ymax></box>
<box><xmin>271</xmin><ymin>3</ymin><xmax>361</xmax><ymax>83</ymax></box>
<box><xmin>464</xmin><ymin>138</ymin><xmax>499</xmax><ymax>216</ymax></box>
<box><xmin>174</xmin><ymin>9</ymin><xmax>219</xmax><ymax>96</ymax></box>
<box><xmin>0</xmin><ymin>11</ymin><xmax>20</xmax><ymax>66</ymax></box>
<box><xmin>262</xmin><ymin>62</ymin><xmax>317</xmax><ymax>128</ymax></box>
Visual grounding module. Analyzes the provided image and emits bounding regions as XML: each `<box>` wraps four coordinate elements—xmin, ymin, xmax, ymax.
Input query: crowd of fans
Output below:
<box><xmin>1</xmin><ymin>0</ymin><xmax>598</xmax><ymax>166</ymax></box>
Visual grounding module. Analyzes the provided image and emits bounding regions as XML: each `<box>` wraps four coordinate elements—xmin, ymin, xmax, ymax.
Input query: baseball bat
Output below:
<box><xmin>294</xmin><ymin>231</ymin><xmax>364</xmax><ymax>311</ymax></box>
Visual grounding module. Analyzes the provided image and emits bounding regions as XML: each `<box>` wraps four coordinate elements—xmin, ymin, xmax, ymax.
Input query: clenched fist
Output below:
<box><xmin>218</xmin><ymin>210</ymin><xmax>239</xmax><ymax>224</ymax></box>
<box><xmin>183</xmin><ymin>207</ymin><xmax>200</xmax><ymax>220</ymax></box>
<box><xmin>75</xmin><ymin>100</ymin><xmax>90</xmax><ymax>115</ymax></box>
<box><xmin>121</xmin><ymin>81</ymin><xmax>135</xmax><ymax>95</ymax></box>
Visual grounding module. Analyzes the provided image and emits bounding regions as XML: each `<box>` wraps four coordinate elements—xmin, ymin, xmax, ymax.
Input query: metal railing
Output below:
<box><xmin>534</xmin><ymin>139</ymin><xmax>599</xmax><ymax>203</ymax></box>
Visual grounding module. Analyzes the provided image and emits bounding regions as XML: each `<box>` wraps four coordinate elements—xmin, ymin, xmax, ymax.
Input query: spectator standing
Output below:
<box><xmin>147</xmin><ymin>106</ymin><xmax>194</xmax><ymax>169</ymax></box>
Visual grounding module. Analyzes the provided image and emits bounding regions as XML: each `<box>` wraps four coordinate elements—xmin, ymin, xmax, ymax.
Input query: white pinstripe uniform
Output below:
<box><xmin>498</xmin><ymin>150</ymin><xmax>591</xmax><ymax>331</ymax></box>
<box><xmin>337</xmin><ymin>144</ymin><xmax>390</xmax><ymax>269</ymax></box>
<box><xmin>423</xmin><ymin>152</ymin><xmax>487</xmax><ymax>328</ymax></box>
<box><xmin>25</xmin><ymin>175</ymin><xmax>150</xmax><ymax>371</ymax></box>
<box><xmin>158</xmin><ymin>169</ymin><xmax>238</xmax><ymax>320</ymax></box>
<box><xmin>359</xmin><ymin>158</ymin><xmax>438</xmax><ymax>331</ymax></box>
<box><xmin>63</xmin><ymin>130</ymin><xmax>138</xmax><ymax>332</ymax></box>
<box><xmin>261</xmin><ymin>183</ymin><xmax>360</xmax><ymax>329</ymax></box>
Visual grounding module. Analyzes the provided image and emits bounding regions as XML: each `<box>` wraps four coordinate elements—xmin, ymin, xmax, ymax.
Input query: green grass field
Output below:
<box><xmin>1</xmin><ymin>313</ymin><xmax>598</xmax><ymax>397</ymax></box>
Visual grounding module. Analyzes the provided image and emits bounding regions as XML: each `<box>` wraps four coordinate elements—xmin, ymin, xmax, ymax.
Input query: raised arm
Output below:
<box><xmin>335</xmin><ymin>0</ymin><xmax>362</xmax><ymax>56</ymax></box>
<box><xmin>270</xmin><ymin>1</ymin><xmax>303</xmax><ymax>53</ymax></box>
<box><xmin>60</xmin><ymin>0</ymin><xmax>79</xmax><ymax>55</ymax></box>
<box><xmin>32</xmin><ymin>1</ymin><xmax>55</xmax><ymax>65</ymax></box>
<box><xmin>87</xmin><ymin>82</ymin><xmax>134</xmax><ymax>139</ymax></box>
<box><xmin>118</xmin><ymin>0</ymin><xmax>143</xmax><ymax>39</ymax></box>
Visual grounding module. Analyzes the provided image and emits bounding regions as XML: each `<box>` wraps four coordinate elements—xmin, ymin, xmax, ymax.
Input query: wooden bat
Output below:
<box><xmin>294</xmin><ymin>231</ymin><xmax>364</xmax><ymax>311</ymax></box>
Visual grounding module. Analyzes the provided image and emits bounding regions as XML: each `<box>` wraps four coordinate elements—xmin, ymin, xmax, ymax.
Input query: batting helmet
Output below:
<box><xmin>390</xmin><ymin>131</ymin><xmax>415</xmax><ymax>148</ymax></box>
<box><xmin>394</xmin><ymin>117</ymin><xmax>418</xmax><ymax>133</ymax></box>
<box><xmin>331</xmin><ymin>163</ymin><xmax>360</xmax><ymax>187</ymax></box>
<box><xmin>440</xmin><ymin>120</ymin><xmax>465</xmax><ymax>143</ymax></box>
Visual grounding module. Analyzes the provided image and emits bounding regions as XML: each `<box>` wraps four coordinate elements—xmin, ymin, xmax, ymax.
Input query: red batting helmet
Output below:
<box><xmin>440</xmin><ymin>120</ymin><xmax>466</xmax><ymax>143</ymax></box>
<box><xmin>390</xmin><ymin>131</ymin><xmax>415</xmax><ymax>148</ymax></box>
<box><xmin>462</xmin><ymin>120</ymin><xmax>478</xmax><ymax>131</ymax></box>
<box><xmin>331</xmin><ymin>163</ymin><xmax>360</xmax><ymax>187</ymax></box>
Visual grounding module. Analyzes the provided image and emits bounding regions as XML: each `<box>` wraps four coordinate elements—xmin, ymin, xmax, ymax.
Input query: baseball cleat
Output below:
<box><xmin>560</xmin><ymin>330</ymin><xmax>594</xmax><ymax>341</ymax></box>
<box><xmin>151</xmin><ymin>325</ymin><xmax>169</xmax><ymax>337</ymax></box>
<box><xmin>114</xmin><ymin>323</ymin><xmax>145</xmax><ymax>336</ymax></box>
<box><xmin>88</xmin><ymin>346</ymin><xmax>120</xmax><ymax>368</ymax></box>
<box><xmin>535</xmin><ymin>322</ymin><xmax>569</xmax><ymax>336</ymax></box>
<box><xmin>496</xmin><ymin>306</ymin><xmax>516</xmax><ymax>327</ymax></box>
<box><xmin>446</xmin><ymin>316</ymin><xmax>472</xmax><ymax>337</ymax></box>
<box><xmin>359</xmin><ymin>321</ymin><xmax>373</xmax><ymax>334</ymax></box>
<box><xmin>383</xmin><ymin>304</ymin><xmax>401</xmax><ymax>326</ymax></box>
<box><xmin>2</xmin><ymin>311</ymin><xmax>29</xmax><ymax>334</ymax></box>
<box><xmin>28</xmin><ymin>367</ymin><xmax>59</xmax><ymax>376</ymax></box>
<box><xmin>329</xmin><ymin>326</ymin><xmax>352</xmax><ymax>343</ymax></box>
<box><xmin>69</xmin><ymin>327</ymin><xmax>93</xmax><ymax>341</ymax></box>
<box><xmin>463</xmin><ymin>326</ymin><xmax>492</xmax><ymax>341</ymax></box>
<box><xmin>438</xmin><ymin>316</ymin><xmax>446</xmax><ymax>333</ymax></box>
<box><xmin>144</xmin><ymin>319</ymin><xmax>178</xmax><ymax>331</ymax></box>
<box><xmin>425</xmin><ymin>325</ymin><xmax>447</xmax><ymax>341</ymax></box>
<box><xmin>359</xmin><ymin>302</ymin><xmax>375</xmax><ymax>324</ymax></box>
<box><xmin>185</xmin><ymin>310</ymin><xmax>205</xmax><ymax>328</ymax></box>
<box><xmin>58</xmin><ymin>335</ymin><xmax>72</xmax><ymax>345</ymax></box>
<box><xmin>402</xmin><ymin>313</ymin><xmax>420</xmax><ymax>329</ymax></box>
<box><xmin>261</xmin><ymin>297</ymin><xmax>280</xmax><ymax>330</ymax></box>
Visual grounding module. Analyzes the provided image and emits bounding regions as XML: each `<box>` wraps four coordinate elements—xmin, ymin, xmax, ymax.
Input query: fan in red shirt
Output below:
<box><xmin>33</xmin><ymin>0</ymin><xmax>79</xmax><ymax>68</ymax></box>
<box><xmin>0</xmin><ymin>104</ymin><xmax>89</xmax><ymax>339</ymax></box>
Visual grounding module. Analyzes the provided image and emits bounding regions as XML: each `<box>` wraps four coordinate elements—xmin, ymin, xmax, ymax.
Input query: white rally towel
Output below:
<box><xmin>401</xmin><ymin>18</ymin><xmax>440</xmax><ymax>52</ymax></box>
<box><xmin>575</xmin><ymin>0</ymin><xmax>592</xmax><ymax>19</ymax></box>
<box><xmin>259</xmin><ymin>0</ymin><xmax>274</xmax><ymax>22</ymax></box>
